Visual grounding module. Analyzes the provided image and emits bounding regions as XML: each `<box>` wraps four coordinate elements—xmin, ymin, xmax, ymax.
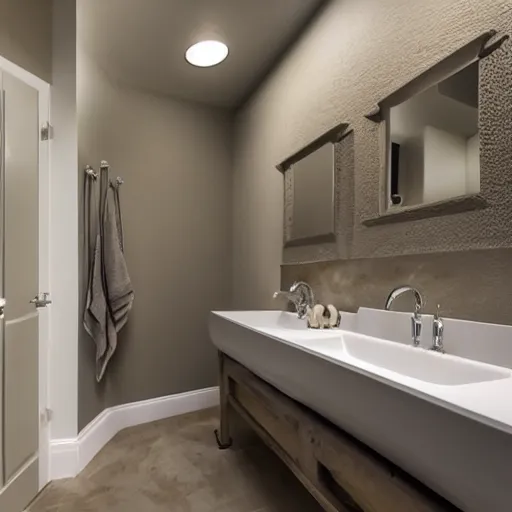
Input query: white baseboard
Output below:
<box><xmin>49</xmin><ymin>386</ymin><xmax>219</xmax><ymax>480</ymax></box>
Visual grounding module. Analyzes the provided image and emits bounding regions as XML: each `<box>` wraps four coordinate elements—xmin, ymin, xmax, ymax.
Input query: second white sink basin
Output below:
<box><xmin>342</xmin><ymin>332</ymin><xmax>510</xmax><ymax>385</ymax></box>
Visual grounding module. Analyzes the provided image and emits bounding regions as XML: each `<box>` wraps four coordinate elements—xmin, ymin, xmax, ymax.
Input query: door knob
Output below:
<box><xmin>30</xmin><ymin>292</ymin><xmax>52</xmax><ymax>308</ymax></box>
<box><xmin>0</xmin><ymin>298</ymin><xmax>6</xmax><ymax>318</ymax></box>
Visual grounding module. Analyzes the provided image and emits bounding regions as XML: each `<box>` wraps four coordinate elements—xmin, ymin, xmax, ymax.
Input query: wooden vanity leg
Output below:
<box><xmin>214</xmin><ymin>351</ymin><xmax>233</xmax><ymax>449</ymax></box>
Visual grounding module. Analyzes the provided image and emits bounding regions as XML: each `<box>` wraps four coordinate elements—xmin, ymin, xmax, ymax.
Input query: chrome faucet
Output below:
<box><xmin>273</xmin><ymin>281</ymin><xmax>315</xmax><ymax>319</ymax></box>
<box><xmin>385</xmin><ymin>286</ymin><xmax>423</xmax><ymax>347</ymax></box>
<box><xmin>431</xmin><ymin>305</ymin><xmax>445</xmax><ymax>353</ymax></box>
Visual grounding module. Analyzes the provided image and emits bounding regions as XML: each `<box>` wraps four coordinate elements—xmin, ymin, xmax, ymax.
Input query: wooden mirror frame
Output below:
<box><xmin>277</xmin><ymin>123</ymin><xmax>354</xmax><ymax>264</ymax></box>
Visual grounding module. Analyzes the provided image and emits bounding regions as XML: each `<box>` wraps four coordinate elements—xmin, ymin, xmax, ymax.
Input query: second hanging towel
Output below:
<box><xmin>84</xmin><ymin>166</ymin><xmax>134</xmax><ymax>382</ymax></box>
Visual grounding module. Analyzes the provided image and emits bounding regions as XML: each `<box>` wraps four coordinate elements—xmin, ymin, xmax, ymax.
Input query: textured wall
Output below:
<box><xmin>0</xmin><ymin>0</ymin><xmax>52</xmax><ymax>81</ymax></box>
<box><xmin>356</xmin><ymin>20</ymin><xmax>512</xmax><ymax>255</ymax></box>
<box><xmin>77</xmin><ymin>50</ymin><xmax>233</xmax><ymax>429</ymax></box>
<box><xmin>233</xmin><ymin>0</ymin><xmax>512</xmax><ymax>311</ymax></box>
<box><xmin>282</xmin><ymin>248</ymin><xmax>512</xmax><ymax>326</ymax></box>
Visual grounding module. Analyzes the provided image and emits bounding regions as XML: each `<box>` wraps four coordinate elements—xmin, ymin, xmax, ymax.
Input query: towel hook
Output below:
<box><xmin>85</xmin><ymin>165</ymin><xmax>98</xmax><ymax>180</ymax></box>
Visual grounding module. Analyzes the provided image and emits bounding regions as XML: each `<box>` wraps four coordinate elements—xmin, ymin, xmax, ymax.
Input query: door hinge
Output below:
<box><xmin>40</xmin><ymin>408</ymin><xmax>53</xmax><ymax>425</ymax></box>
<box><xmin>30</xmin><ymin>292</ymin><xmax>52</xmax><ymax>308</ymax></box>
<box><xmin>41</xmin><ymin>122</ymin><xmax>53</xmax><ymax>141</ymax></box>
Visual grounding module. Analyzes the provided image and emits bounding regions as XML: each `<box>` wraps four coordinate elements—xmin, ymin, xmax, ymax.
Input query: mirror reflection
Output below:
<box><xmin>388</xmin><ymin>61</ymin><xmax>479</xmax><ymax>208</ymax></box>
<box><xmin>291</xmin><ymin>142</ymin><xmax>334</xmax><ymax>242</ymax></box>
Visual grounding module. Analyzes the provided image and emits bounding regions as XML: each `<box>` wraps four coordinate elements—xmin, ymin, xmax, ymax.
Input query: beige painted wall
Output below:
<box><xmin>0</xmin><ymin>0</ymin><xmax>52</xmax><ymax>81</ymax></box>
<box><xmin>77</xmin><ymin>48</ymin><xmax>233</xmax><ymax>429</ymax></box>
<box><xmin>233</xmin><ymin>0</ymin><xmax>512</xmax><ymax>310</ymax></box>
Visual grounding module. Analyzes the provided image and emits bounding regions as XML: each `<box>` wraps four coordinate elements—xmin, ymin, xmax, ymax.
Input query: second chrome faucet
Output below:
<box><xmin>385</xmin><ymin>285</ymin><xmax>423</xmax><ymax>347</ymax></box>
<box><xmin>385</xmin><ymin>285</ymin><xmax>445</xmax><ymax>352</ymax></box>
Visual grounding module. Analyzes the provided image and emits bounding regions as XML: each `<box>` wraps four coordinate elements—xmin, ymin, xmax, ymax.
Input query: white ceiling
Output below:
<box><xmin>79</xmin><ymin>0</ymin><xmax>325</xmax><ymax>108</ymax></box>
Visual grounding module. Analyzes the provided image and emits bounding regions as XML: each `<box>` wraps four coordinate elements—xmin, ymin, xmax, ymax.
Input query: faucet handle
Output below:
<box><xmin>432</xmin><ymin>304</ymin><xmax>445</xmax><ymax>353</ymax></box>
<box><xmin>433</xmin><ymin>304</ymin><xmax>444</xmax><ymax>329</ymax></box>
<box><xmin>411</xmin><ymin>314</ymin><xmax>422</xmax><ymax>347</ymax></box>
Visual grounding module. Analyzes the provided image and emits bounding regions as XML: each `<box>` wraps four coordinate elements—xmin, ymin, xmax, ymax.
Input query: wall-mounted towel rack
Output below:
<box><xmin>84</xmin><ymin>160</ymin><xmax>124</xmax><ymax>186</ymax></box>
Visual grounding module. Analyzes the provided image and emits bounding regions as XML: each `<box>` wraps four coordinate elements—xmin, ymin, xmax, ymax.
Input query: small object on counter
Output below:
<box><xmin>314</xmin><ymin>304</ymin><xmax>327</xmax><ymax>329</ymax></box>
<box><xmin>307</xmin><ymin>304</ymin><xmax>324</xmax><ymax>329</ymax></box>
<box><xmin>307</xmin><ymin>304</ymin><xmax>341</xmax><ymax>329</ymax></box>
<box><xmin>306</xmin><ymin>306</ymin><xmax>319</xmax><ymax>329</ymax></box>
<box><xmin>326</xmin><ymin>305</ymin><xmax>340</xmax><ymax>328</ymax></box>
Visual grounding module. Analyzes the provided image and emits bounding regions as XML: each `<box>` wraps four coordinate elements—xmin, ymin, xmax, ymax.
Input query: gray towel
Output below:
<box><xmin>103</xmin><ymin>183</ymin><xmax>134</xmax><ymax>332</ymax></box>
<box><xmin>84</xmin><ymin>178</ymin><xmax>134</xmax><ymax>382</ymax></box>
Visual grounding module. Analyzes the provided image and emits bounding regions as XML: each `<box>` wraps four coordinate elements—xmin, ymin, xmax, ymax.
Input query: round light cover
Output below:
<box><xmin>185</xmin><ymin>40</ymin><xmax>229</xmax><ymax>67</ymax></box>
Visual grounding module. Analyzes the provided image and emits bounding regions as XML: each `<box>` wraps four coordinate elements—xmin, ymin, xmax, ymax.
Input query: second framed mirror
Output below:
<box><xmin>277</xmin><ymin>123</ymin><xmax>354</xmax><ymax>264</ymax></box>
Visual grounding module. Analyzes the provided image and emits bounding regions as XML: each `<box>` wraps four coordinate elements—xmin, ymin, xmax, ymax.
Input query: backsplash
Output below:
<box><xmin>281</xmin><ymin>248</ymin><xmax>512</xmax><ymax>326</ymax></box>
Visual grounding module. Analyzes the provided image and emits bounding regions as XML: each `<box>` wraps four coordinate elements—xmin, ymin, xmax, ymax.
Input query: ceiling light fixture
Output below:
<box><xmin>185</xmin><ymin>40</ymin><xmax>229</xmax><ymax>68</ymax></box>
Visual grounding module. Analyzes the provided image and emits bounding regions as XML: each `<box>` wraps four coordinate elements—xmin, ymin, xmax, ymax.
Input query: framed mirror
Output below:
<box><xmin>288</xmin><ymin>141</ymin><xmax>335</xmax><ymax>245</ymax></box>
<box><xmin>363</xmin><ymin>30</ymin><xmax>509</xmax><ymax>226</ymax></box>
<box><xmin>388</xmin><ymin>61</ymin><xmax>479</xmax><ymax>208</ymax></box>
<box><xmin>277</xmin><ymin>123</ymin><xmax>353</xmax><ymax>264</ymax></box>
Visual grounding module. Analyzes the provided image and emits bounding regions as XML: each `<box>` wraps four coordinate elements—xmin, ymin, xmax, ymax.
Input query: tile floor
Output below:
<box><xmin>29</xmin><ymin>408</ymin><xmax>322</xmax><ymax>512</ymax></box>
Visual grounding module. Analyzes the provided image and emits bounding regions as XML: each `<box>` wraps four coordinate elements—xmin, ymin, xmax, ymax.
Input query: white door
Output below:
<box><xmin>0</xmin><ymin>67</ymin><xmax>49</xmax><ymax>511</ymax></box>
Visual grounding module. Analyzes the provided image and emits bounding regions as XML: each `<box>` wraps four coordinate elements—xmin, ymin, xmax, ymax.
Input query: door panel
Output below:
<box><xmin>0</xmin><ymin>459</ymin><xmax>38</xmax><ymax>512</ymax></box>
<box><xmin>0</xmin><ymin>70</ymin><xmax>40</xmax><ymax>510</ymax></box>
<box><xmin>3</xmin><ymin>71</ymin><xmax>39</xmax><ymax>321</ymax></box>
<box><xmin>5</xmin><ymin>317</ymin><xmax>39</xmax><ymax>480</ymax></box>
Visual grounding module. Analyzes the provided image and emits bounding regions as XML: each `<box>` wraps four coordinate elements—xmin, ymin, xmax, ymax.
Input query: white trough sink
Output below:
<box><xmin>343</xmin><ymin>332</ymin><xmax>510</xmax><ymax>386</ymax></box>
<box><xmin>210</xmin><ymin>309</ymin><xmax>512</xmax><ymax>512</ymax></box>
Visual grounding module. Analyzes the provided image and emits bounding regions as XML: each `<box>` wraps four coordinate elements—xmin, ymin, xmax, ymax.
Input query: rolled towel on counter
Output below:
<box><xmin>306</xmin><ymin>306</ymin><xmax>315</xmax><ymax>328</ymax></box>
<box><xmin>307</xmin><ymin>304</ymin><xmax>324</xmax><ymax>328</ymax></box>
<box><xmin>326</xmin><ymin>304</ymin><xmax>340</xmax><ymax>328</ymax></box>
<box><xmin>307</xmin><ymin>304</ymin><xmax>341</xmax><ymax>329</ymax></box>
<box><xmin>314</xmin><ymin>304</ymin><xmax>327</xmax><ymax>328</ymax></box>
